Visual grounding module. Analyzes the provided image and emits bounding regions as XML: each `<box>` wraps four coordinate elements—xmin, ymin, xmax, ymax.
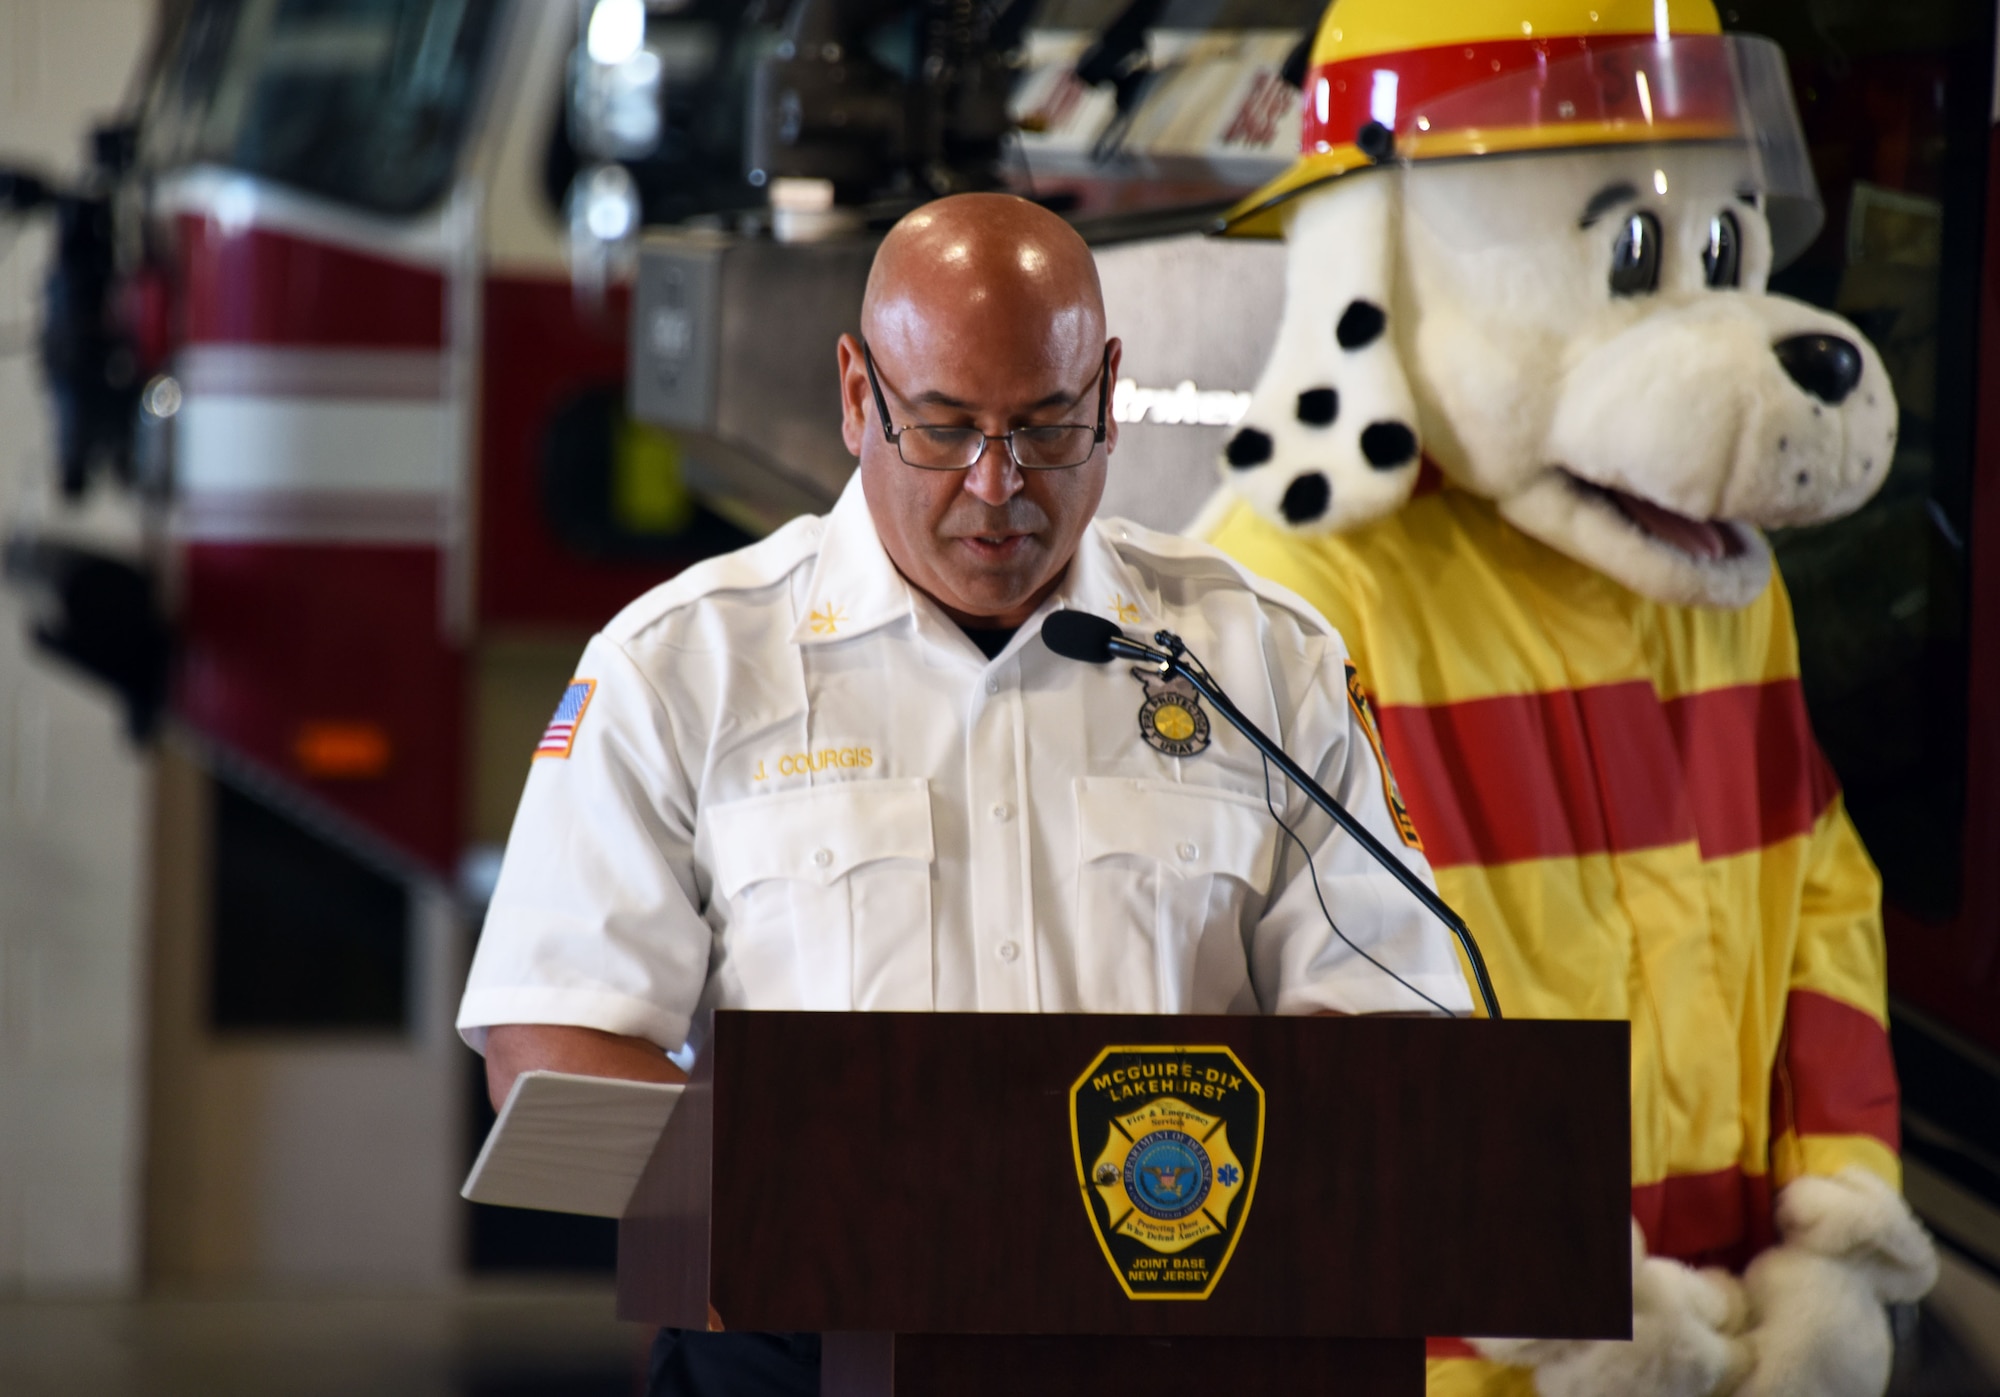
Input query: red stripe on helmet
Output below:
<box><xmin>1301</xmin><ymin>32</ymin><xmax>1738</xmax><ymax>158</ymax></box>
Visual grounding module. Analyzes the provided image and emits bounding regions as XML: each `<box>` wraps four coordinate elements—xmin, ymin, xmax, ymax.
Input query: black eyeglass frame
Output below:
<box><xmin>859</xmin><ymin>336</ymin><xmax>1111</xmax><ymax>472</ymax></box>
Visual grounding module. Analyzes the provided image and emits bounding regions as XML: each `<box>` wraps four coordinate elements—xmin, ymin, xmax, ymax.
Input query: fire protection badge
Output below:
<box><xmin>1132</xmin><ymin>668</ymin><xmax>1211</xmax><ymax>757</ymax></box>
<box><xmin>1069</xmin><ymin>1045</ymin><xmax>1264</xmax><ymax>1300</ymax></box>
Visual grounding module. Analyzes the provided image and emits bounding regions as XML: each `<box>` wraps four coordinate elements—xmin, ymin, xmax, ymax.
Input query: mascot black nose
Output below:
<box><xmin>1280</xmin><ymin>472</ymin><xmax>1331</xmax><ymax>524</ymax></box>
<box><xmin>1774</xmin><ymin>334</ymin><xmax>1863</xmax><ymax>406</ymax></box>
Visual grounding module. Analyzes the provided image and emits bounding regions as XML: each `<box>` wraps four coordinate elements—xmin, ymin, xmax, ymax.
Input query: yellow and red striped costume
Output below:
<box><xmin>1207</xmin><ymin>486</ymin><xmax>1900</xmax><ymax>1396</ymax></box>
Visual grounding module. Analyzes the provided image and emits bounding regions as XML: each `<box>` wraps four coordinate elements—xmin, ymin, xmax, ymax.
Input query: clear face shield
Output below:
<box><xmin>1389</xmin><ymin>34</ymin><xmax>1822</xmax><ymax>268</ymax></box>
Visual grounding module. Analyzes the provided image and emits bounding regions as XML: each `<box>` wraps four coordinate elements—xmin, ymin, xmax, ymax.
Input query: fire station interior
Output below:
<box><xmin>2</xmin><ymin>0</ymin><xmax>1999</xmax><ymax>1392</ymax></box>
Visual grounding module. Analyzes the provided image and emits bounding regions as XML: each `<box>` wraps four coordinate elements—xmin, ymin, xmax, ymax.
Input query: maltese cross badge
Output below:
<box><xmin>1069</xmin><ymin>1045</ymin><xmax>1265</xmax><ymax>1300</ymax></box>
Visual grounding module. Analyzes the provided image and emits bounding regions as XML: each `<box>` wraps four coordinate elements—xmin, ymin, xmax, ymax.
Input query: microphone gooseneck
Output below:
<box><xmin>1039</xmin><ymin>609</ymin><xmax>1504</xmax><ymax>1020</ymax></box>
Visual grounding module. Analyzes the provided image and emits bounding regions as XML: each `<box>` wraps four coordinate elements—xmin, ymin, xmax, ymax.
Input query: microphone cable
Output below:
<box><xmin>1258</xmin><ymin>754</ymin><xmax>1459</xmax><ymax>1017</ymax></box>
<box><xmin>1172</xmin><ymin>637</ymin><xmax>1460</xmax><ymax>1018</ymax></box>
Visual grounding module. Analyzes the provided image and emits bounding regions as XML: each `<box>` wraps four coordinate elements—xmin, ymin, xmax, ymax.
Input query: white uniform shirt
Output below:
<box><xmin>457</xmin><ymin>475</ymin><xmax>1472</xmax><ymax>1053</ymax></box>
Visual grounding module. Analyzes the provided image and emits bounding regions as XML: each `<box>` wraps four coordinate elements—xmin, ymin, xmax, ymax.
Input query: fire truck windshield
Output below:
<box><xmin>138</xmin><ymin>0</ymin><xmax>506</xmax><ymax>217</ymax></box>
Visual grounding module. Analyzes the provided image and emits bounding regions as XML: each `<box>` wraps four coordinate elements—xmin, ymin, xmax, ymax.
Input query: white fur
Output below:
<box><xmin>1473</xmin><ymin>1220</ymin><xmax>1751</xmax><ymax>1397</ymax></box>
<box><xmin>1222</xmin><ymin>171</ymin><xmax>1422</xmax><ymax>535</ymax></box>
<box><xmin>1544</xmin><ymin>297</ymin><xmax>1894</xmax><ymax>529</ymax></box>
<box><xmin>1731</xmin><ymin>1169</ymin><xmax>1938</xmax><ymax>1397</ymax></box>
<box><xmin>1227</xmin><ymin>145</ymin><xmax>1899</xmax><ymax>609</ymax></box>
<box><xmin>1501</xmin><ymin>474</ymin><xmax>1774</xmax><ymax>611</ymax></box>
<box><xmin>1468</xmin><ymin>1175</ymin><xmax>1936</xmax><ymax>1397</ymax></box>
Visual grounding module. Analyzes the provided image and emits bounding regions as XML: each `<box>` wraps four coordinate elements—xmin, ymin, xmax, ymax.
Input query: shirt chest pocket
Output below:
<box><xmin>706</xmin><ymin>780</ymin><xmax>936</xmax><ymax>1012</ymax></box>
<box><xmin>1074</xmin><ymin>777</ymin><xmax>1279</xmax><ymax>1015</ymax></box>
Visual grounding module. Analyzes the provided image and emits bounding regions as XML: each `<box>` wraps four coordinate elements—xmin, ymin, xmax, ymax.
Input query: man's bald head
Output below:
<box><xmin>837</xmin><ymin>193</ymin><xmax>1121</xmax><ymax>630</ymax></box>
<box><xmin>862</xmin><ymin>193</ymin><xmax>1105</xmax><ymax>367</ymax></box>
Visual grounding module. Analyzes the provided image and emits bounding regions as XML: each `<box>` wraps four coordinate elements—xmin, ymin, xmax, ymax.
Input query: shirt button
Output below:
<box><xmin>996</xmin><ymin>941</ymin><xmax>1020</xmax><ymax>963</ymax></box>
<box><xmin>986</xmin><ymin>678</ymin><xmax>999</xmax><ymax>695</ymax></box>
<box><xmin>990</xmin><ymin>802</ymin><xmax>1013</xmax><ymax>822</ymax></box>
<box><xmin>811</xmin><ymin>848</ymin><xmax>833</xmax><ymax>868</ymax></box>
<box><xmin>1176</xmin><ymin>841</ymin><xmax>1199</xmax><ymax>862</ymax></box>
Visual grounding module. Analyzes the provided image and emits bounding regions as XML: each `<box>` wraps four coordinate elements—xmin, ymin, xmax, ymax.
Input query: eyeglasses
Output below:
<box><xmin>860</xmin><ymin>337</ymin><xmax>1109</xmax><ymax>472</ymax></box>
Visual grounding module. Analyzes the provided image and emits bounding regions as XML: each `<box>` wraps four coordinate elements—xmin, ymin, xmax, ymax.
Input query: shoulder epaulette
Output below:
<box><xmin>1106</xmin><ymin>517</ymin><xmax>1340</xmax><ymax>642</ymax></box>
<box><xmin>601</xmin><ymin>514</ymin><xmax>824</xmax><ymax>642</ymax></box>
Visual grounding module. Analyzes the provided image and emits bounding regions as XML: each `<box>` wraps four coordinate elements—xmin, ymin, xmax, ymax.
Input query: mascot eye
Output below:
<box><xmin>1609</xmin><ymin>212</ymin><xmax>1662</xmax><ymax>297</ymax></box>
<box><xmin>1704</xmin><ymin>211</ymin><xmax>1742</xmax><ymax>289</ymax></box>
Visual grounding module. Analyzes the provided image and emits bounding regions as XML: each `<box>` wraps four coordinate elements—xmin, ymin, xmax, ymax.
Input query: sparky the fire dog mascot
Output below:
<box><xmin>1199</xmin><ymin>3</ymin><xmax>1938</xmax><ymax>1394</ymax></box>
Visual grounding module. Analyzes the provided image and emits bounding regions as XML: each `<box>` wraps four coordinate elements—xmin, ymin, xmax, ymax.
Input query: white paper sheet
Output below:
<box><xmin>461</xmin><ymin>1070</ymin><xmax>683</xmax><ymax>1218</ymax></box>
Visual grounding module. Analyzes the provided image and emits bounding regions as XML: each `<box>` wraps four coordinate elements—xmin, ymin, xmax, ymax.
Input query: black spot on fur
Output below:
<box><xmin>1795</xmin><ymin>471</ymin><xmax>1810</xmax><ymax>487</ymax></box>
<box><xmin>1336</xmin><ymin>301</ymin><xmax>1386</xmax><ymax>350</ymax></box>
<box><xmin>1224</xmin><ymin>427</ymin><xmax>1273</xmax><ymax>469</ymax></box>
<box><xmin>1296</xmin><ymin>388</ymin><xmax>1338</xmax><ymax>426</ymax></box>
<box><xmin>1778</xmin><ymin>436</ymin><xmax>1788</xmax><ymax>451</ymax></box>
<box><xmin>1280</xmin><ymin>472</ymin><xmax>1331</xmax><ymax>523</ymax></box>
<box><xmin>1360</xmin><ymin>421</ymin><xmax>1417</xmax><ymax>469</ymax></box>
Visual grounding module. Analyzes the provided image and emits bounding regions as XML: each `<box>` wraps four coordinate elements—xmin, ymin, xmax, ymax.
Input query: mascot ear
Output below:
<box><xmin>1219</xmin><ymin>171</ymin><xmax>1422</xmax><ymax>535</ymax></box>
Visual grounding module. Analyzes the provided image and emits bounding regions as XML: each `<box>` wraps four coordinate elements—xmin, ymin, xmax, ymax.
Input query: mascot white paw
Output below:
<box><xmin>1472</xmin><ymin>1221</ymin><xmax>1751</xmax><ymax>1397</ymax></box>
<box><xmin>1731</xmin><ymin>1169</ymin><xmax>1937</xmax><ymax>1397</ymax></box>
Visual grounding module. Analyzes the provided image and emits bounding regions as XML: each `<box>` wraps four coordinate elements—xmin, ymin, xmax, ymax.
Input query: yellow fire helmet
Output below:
<box><xmin>1223</xmin><ymin>0</ymin><xmax>1823</xmax><ymax>263</ymax></box>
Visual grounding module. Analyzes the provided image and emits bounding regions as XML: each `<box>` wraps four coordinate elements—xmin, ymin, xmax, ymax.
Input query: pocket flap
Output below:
<box><xmin>1075</xmin><ymin>777</ymin><xmax>1278</xmax><ymax>890</ymax></box>
<box><xmin>706</xmin><ymin>780</ymin><xmax>934</xmax><ymax>897</ymax></box>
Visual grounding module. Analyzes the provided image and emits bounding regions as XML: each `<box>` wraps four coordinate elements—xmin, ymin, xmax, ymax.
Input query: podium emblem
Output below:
<box><xmin>1069</xmin><ymin>1045</ymin><xmax>1264</xmax><ymax>1299</ymax></box>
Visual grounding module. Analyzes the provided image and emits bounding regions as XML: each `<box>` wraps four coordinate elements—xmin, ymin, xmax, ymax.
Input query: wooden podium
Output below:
<box><xmin>619</xmin><ymin>1011</ymin><xmax>1630</xmax><ymax>1395</ymax></box>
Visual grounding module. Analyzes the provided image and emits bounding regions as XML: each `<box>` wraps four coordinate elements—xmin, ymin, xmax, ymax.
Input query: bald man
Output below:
<box><xmin>459</xmin><ymin>195</ymin><xmax>1469</xmax><ymax>1396</ymax></box>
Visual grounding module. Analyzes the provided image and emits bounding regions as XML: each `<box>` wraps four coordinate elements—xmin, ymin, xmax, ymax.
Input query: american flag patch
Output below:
<box><xmin>534</xmin><ymin>679</ymin><xmax>597</xmax><ymax>760</ymax></box>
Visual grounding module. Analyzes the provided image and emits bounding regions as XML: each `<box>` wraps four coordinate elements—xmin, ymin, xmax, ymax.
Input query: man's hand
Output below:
<box><xmin>483</xmin><ymin>1024</ymin><xmax>687</xmax><ymax>1112</ymax></box>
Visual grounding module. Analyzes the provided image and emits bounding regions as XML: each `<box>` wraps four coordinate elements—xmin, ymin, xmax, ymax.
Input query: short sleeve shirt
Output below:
<box><xmin>457</xmin><ymin>475</ymin><xmax>1473</xmax><ymax>1053</ymax></box>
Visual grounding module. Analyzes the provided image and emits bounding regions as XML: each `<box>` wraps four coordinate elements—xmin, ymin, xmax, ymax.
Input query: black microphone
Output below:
<box><xmin>1038</xmin><ymin>608</ymin><xmax>1503</xmax><ymax>1019</ymax></box>
<box><xmin>1039</xmin><ymin>608</ymin><xmax>1121</xmax><ymax>662</ymax></box>
<box><xmin>1040</xmin><ymin>609</ymin><xmax>1165</xmax><ymax>666</ymax></box>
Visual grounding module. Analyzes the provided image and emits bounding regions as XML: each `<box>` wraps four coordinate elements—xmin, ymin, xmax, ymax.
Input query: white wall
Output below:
<box><xmin>0</xmin><ymin>0</ymin><xmax>159</xmax><ymax>1295</ymax></box>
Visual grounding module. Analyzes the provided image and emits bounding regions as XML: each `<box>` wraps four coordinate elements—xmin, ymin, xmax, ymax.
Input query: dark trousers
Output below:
<box><xmin>647</xmin><ymin>1329</ymin><xmax>821</xmax><ymax>1397</ymax></box>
